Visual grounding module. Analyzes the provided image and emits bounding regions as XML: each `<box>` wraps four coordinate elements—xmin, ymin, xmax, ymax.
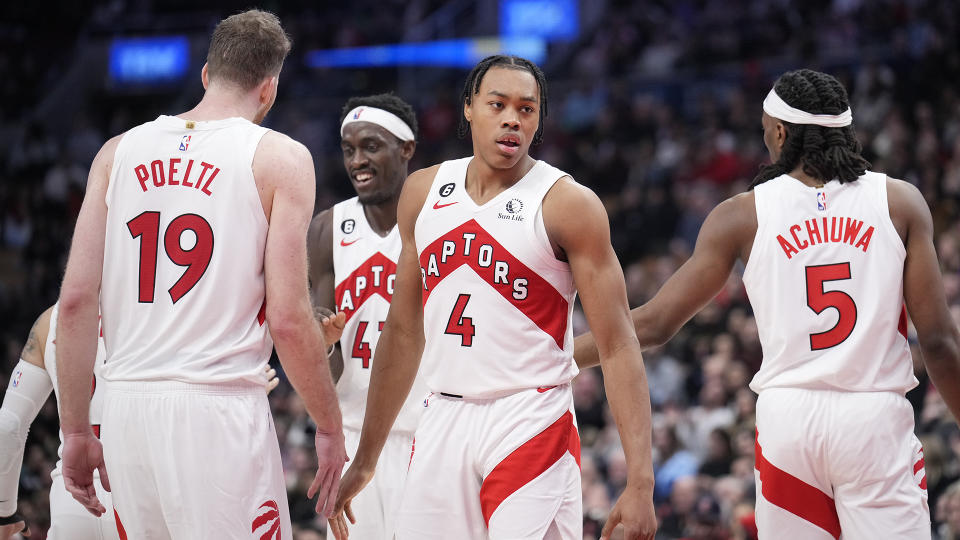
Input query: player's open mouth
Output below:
<box><xmin>353</xmin><ymin>171</ymin><xmax>375</xmax><ymax>185</ymax></box>
<box><xmin>496</xmin><ymin>135</ymin><xmax>521</xmax><ymax>155</ymax></box>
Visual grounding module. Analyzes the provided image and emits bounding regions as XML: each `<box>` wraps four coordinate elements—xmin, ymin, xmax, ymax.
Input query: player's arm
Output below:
<box><xmin>330</xmin><ymin>166</ymin><xmax>434</xmax><ymax>532</ymax></box>
<box><xmin>0</xmin><ymin>307</ymin><xmax>54</xmax><ymax>537</ymax></box>
<box><xmin>307</xmin><ymin>208</ymin><xmax>344</xmax><ymax>382</ymax></box>
<box><xmin>545</xmin><ymin>178</ymin><xmax>655</xmax><ymax>540</ymax></box>
<box><xmin>890</xmin><ymin>179</ymin><xmax>960</xmax><ymax>420</ymax></box>
<box><xmin>573</xmin><ymin>193</ymin><xmax>754</xmax><ymax>369</ymax></box>
<box><xmin>57</xmin><ymin>135</ymin><xmax>120</xmax><ymax>516</ymax></box>
<box><xmin>257</xmin><ymin>132</ymin><xmax>346</xmax><ymax>516</ymax></box>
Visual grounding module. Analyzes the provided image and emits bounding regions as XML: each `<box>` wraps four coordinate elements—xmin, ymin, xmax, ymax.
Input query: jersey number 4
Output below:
<box><xmin>128</xmin><ymin>211</ymin><xmax>214</xmax><ymax>304</ymax></box>
<box><xmin>805</xmin><ymin>263</ymin><xmax>857</xmax><ymax>350</ymax></box>
<box><xmin>352</xmin><ymin>321</ymin><xmax>384</xmax><ymax>369</ymax></box>
<box><xmin>445</xmin><ymin>294</ymin><xmax>475</xmax><ymax>347</ymax></box>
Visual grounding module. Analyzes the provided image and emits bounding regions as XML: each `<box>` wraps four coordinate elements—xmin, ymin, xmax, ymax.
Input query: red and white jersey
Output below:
<box><xmin>45</xmin><ymin>303</ymin><xmax>107</xmax><ymax>471</ymax></box>
<box><xmin>414</xmin><ymin>157</ymin><xmax>579</xmax><ymax>398</ymax></box>
<box><xmin>100</xmin><ymin>116</ymin><xmax>273</xmax><ymax>384</ymax></box>
<box><xmin>744</xmin><ymin>171</ymin><xmax>916</xmax><ymax>394</ymax></box>
<box><xmin>333</xmin><ymin>197</ymin><xmax>426</xmax><ymax>434</ymax></box>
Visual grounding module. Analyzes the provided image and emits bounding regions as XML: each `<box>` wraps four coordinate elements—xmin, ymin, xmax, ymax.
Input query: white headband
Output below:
<box><xmin>340</xmin><ymin>106</ymin><xmax>415</xmax><ymax>141</ymax></box>
<box><xmin>762</xmin><ymin>88</ymin><xmax>852</xmax><ymax>127</ymax></box>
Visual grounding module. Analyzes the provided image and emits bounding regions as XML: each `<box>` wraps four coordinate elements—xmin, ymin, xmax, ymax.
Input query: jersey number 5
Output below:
<box><xmin>805</xmin><ymin>262</ymin><xmax>857</xmax><ymax>350</ymax></box>
<box><xmin>128</xmin><ymin>211</ymin><xmax>214</xmax><ymax>304</ymax></box>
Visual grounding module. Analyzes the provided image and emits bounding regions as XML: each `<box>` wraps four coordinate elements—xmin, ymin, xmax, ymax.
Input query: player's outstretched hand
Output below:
<box><xmin>62</xmin><ymin>432</ymin><xmax>111</xmax><ymax>517</ymax></box>
<box><xmin>601</xmin><ymin>486</ymin><xmax>657</xmax><ymax>540</ymax></box>
<box><xmin>308</xmin><ymin>429</ymin><xmax>348</xmax><ymax>518</ymax></box>
<box><xmin>314</xmin><ymin>307</ymin><xmax>347</xmax><ymax>347</ymax></box>
<box><xmin>0</xmin><ymin>512</ymin><xmax>30</xmax><ymax>539</ymax></box>
<box><xmin>328</xmin><ymin>461</ymin><xmax>375</xmax><ymax>540</ymax></box>
<box><xmin>264</xmin><ymin>365</ymin><xmax>280</xmax><ymax>395</ymax></box>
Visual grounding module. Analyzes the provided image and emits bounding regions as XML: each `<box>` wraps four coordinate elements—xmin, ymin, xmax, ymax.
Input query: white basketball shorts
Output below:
<box><xmin>100</xmin><ymin>381</ymin><xmax>290</xmax><ymax>540</ymax></box>
<box><xmin>341</xmin><ymin>427</ymin><xmax>412</xmax><ymax>539</ymax></box>
<box><xmin>49</xmin><ymin>469</ymin><xmax>119</xmax><ymax>540</ymax></box>
<box><xmin>396</xmin><ymin>383</ymin><xmax>582</xmax><ymax>540</ymax></box>
<box><xmin>754</xmin><ymin>388</ymin><xmax>929</xmax><ymax>540</ymax></box>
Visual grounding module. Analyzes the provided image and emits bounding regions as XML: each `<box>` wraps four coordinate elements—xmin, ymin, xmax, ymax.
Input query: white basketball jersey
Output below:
<box><xmin>333</xmin><ymin>197</ymin><xmax>425</xmax><ymax>434</ymax></box>
<box><xmin>414</xmin><ymin>157</ymin><xmax>579</xmax><ymax>398</ymax></box>
<box><xmin>743</xmin><ymin>172</ymin><xmax>916</xmax><ymax>394</ymax></box>
<box><xmin>45</xmin><ymin>303</ymin><xmax>107</xmax><ymax>470</ymax></box>
<box><xmin>100</xmin><ymin>116</ymin><xmax>273</xmax><ymax>384</ymax></box>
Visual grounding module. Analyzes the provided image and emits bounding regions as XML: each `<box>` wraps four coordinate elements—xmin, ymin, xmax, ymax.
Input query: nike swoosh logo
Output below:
<box><xmin>340</xmin><ymin>238</ymin><xmax>360</xmax><ymax>246</ymax></box>
<box><xmin>433</xmin><ymin>200</ymin><xmax>458</xmax><ymax>210</ymax></box>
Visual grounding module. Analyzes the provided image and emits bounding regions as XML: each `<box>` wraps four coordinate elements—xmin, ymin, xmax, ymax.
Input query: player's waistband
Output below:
<box><xmin>432</xmin><ymin>382</ymin><xmax>569</xmax><ymax>401</ymax></box>
<box><xmin>102</xmin><ymin>379</ymin><xmax>264</xmax><ymax>396</ymax></box>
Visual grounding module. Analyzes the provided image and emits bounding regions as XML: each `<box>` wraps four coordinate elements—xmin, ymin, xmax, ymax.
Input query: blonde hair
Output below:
<box><xmin>206</xmin><ymin>9</ymin><xmax>291</xmax><ymax>90</ymax></box>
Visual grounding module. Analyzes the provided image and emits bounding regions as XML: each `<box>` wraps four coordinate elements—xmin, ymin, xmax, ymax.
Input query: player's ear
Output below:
<box><xmin>775</xmin><ymin>121</ymin><xmax>787</xmax><ymax>149</ymax></box>
<box><xmin>400</xmin><ymin>140</ymin><xmax>416</xmax><ymax>161</ymax></box>
<box><xmin>258</xmin><ymin>76</ymin><xmax>278</xmax><ymax>106</ymax></box>
<box><xmin>201</xmin><ymin>63</ymin><xmax>210</xmax><ymax>89</ymax></box>
<box><xmin>463</xmin><ymin>99</ymin><xmax>473</xmax><ymax>123</ymax></box>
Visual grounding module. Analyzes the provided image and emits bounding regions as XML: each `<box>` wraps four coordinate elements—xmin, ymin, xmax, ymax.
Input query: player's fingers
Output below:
<box><xmin>266</xmin><ymin>377</ymin><xmax>279</xmax><ymax>394</ymax></box>
<box><xmin>334</xmin><ymin>311</ymin><xmax>346</xmax><ymax>328</ymax></box>
<box><xmin>98</xmin><ymin>461</ymin><xmax>111</xmax><ymax>492</ymax></box>
<box><xmin>315</xmin><ymin>468</ymin><xmax>336</xmax><ymax>516</ymax></box>
<box><xmin>600</xmin><ymin>510</ymin><xmax>620</xmax><ymax>540</ymax></box>
<box><xmin>21</xmin><ymin>522</ymin><xmax>31</xmax><ymax>537</ymax></box>
<box><xmin>345</xmin><ymin>499</ymin><xmax>355</xmax><ymax>524</ymax></box>
<box><xmin>324</xmin><ymin>469</ymin><xmax>343</xmax><ymax>518</ymax></box>
<box><xmin>307</xmin><ymin>469</ymin><xmax>323</xmax><ymax>500</ymax></box>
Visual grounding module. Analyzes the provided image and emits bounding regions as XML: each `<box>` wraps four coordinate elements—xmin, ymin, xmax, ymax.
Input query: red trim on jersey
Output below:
<box><xmin>257</xmin><ymin>300</ymin><xmax>267</xmax><ymax>326</ymax></box>
<box><xmin>114</xmin><ymin>509</ymin><xmax>128</xmax><ymax>540</ymax></box>
<box><xmin>419</xmin><ymin>219</ymin><xmax>568</xmax><ymax>348</ymax></box>
<box><xmin>91</xmin><ymin>424</ymin><xmax>101</xmax><ymax>439</ymax></box>
<box><xmin>898</xmin><ymin>304</ymin><xmax>908</xmax><ymax>339</ymax></box>
<box><xmin>479</xmin><ymin>411</ymin><xmax>579</xmax><ymax>525</ymax></box>
<box><xmin>755</xmin><ymin>431</ymin><xmax>841</xmax><ymax>539</ymax></box>
<box><xmin>335</xmin><ymin>252</ymin><xmax>397</xmax><ymax>323</ymax></box>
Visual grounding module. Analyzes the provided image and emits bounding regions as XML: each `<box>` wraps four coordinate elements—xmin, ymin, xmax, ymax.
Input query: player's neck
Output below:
<box><xmin>362</xmin><ymin>199</ymin><xmax>399</xmax><ymax>237</ymax></box>
<box><xmin>177</xmin><ymin>87</ymin><xmax>262</xmax><ymax>123</ymax></box>
<box><xmin>788</xmin><ymin>165</ymin><xmax>828</xmax><ymax>188</ymax></box>
<box><xmin>465</xmin><ymin>154</ymin><xmax>536</xmax><ymax>202</ymax></box>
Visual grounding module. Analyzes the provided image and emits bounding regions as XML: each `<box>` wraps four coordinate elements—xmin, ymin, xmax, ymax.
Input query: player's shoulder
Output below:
<box><xmin>21</xmin><ymin>305</ymin><xmax>55</xmax><ymax>367</ymax></box>
<box><xmin>401</xmin><ymin>164</ymin><xmax>442</xmax><ymax>204</ymax></box>
<box><xmin>308</xmin><ymin>208</ymin><xmax>335</xmax><ymax>245</ymax></box>
<box><xmin>543</xmin><ymin>174</ymin><xmax>605</xmax><ymax>218</ymax></box>
<box><xmin>885</xmin><ymin>175</ymin><xmax>931</xmax><ymax>230</ymax></box>
<box><xmin>257</xmin><ymin>130</ymin><xmax>311</xmax><ymax>161</ymax></box>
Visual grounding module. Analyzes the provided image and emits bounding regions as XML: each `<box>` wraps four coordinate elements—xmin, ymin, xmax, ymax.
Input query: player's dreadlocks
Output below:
<box><xmin>340</xmin><ymin>92</ymin><xmax>419</xmax><ymax>140</ymax></box>
<box><xmin>457</xmin><ymin>55</ymin><xmax>548</xmax><ymax>145</ymax></box>
<box><xmin>751</xmin><ymin>69</ymin><xmax>870</xmax><ymax>189</ymax></box>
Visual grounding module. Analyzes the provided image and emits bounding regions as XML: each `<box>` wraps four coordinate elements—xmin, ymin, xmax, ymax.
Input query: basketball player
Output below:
<box><xmin>333</xmin><ymin>55</ymin><xmax>657</xmax><ymax>540</ymax></box>
<box><xmin>306</xmin><ymin>93</ymin><xmax>428</xmax><ymax>539</ymax></box>
<box><xmin>0</xmin><ymin>304</ymin><xmax>282</xmax><ymax>539</ymax></box>
<box><xmin>575</xmin><ymin>69</ymin><xmax>960</xmax><ymax>539</ymax></box>
<box><xmin>55</xmin><ymin>10</ymin><xmax>347</xmax><ymax>539</ymax></box>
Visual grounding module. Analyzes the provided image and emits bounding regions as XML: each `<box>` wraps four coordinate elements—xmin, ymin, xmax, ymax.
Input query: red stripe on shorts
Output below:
<box><xmin>479</xmin><ymin>410</ymin><xmax>579</xmax><ymax>526</ymax></box>
<box><xmin>755</xmin><ymin>430</ymin><xmax>841</xmax><ymax>539</ymax></box>
<box><xmin>114</xmin><ymin>509</ymin><xmax>128</xmax><ymax>540</ymax></box>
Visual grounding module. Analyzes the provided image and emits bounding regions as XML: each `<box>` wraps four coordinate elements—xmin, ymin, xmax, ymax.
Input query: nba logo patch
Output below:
<box><xmin>816</xmin><ymin>191</ymin><xmax>827</xmax><ymax>211</ymax></box>
<box><xmin>179</xmin><ymin>135</ymin><xmax>191</xmax><ymax>151</ymax></box>
<box><xmin>353</xmin><ymin>108</ymin><xmax>363</xmax><ymax>120</ymax></box>
<box><xmin>11</xmin><ymin>368</ymin><xmax>22</xmax><ymax>388</ymax></box>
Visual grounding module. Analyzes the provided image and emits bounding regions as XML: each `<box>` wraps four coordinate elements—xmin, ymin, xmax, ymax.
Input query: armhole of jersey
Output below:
<box><xmin>414</xmin><ymin>160</ymin><xmax>458</xmax><ymax>234</ymax></box>
<box><xmin>248</xmin><ymin>127</ymin><xmax>271</xmax><ymax>227</ymax></box>
<box><xmin>104</xmin><ymin>130</ymin><xmax>132</xmax><ymax>208</ymax></box>
<box><xmin>331</xmin><ymin>202</ymin><xmax>344</xmax><ymax>281</ymax></box>
<box><xmin>877</xmin><ymin>173</ymin><xmax>907</xmax><ymax>259</ymax></box>
<box><xmin>741</xmin><ymin>184</ymin><xmax>766</xmax><ymax>283</ymax></box>
<box><xmin>530</xmin><ymin>174</ymin><xmax>572</xmax><ymax>272</ymax></box>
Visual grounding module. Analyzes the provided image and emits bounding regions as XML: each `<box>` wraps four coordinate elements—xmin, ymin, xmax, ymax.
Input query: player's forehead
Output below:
<box><xmin>476</xmin><ymin>66</ymin><xmax>539</xmax><ymax>103</ymax></box>
<box><xmin>341</xmin><ymin>121</ymin><xmax>396</xmax><ymax>145</ymax></box>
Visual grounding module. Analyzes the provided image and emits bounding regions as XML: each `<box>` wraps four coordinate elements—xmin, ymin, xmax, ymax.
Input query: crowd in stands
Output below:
<box><xmin>4</xmin><ymin>1</ymin><xmax>960</xmax><ymax>538</ymax></box>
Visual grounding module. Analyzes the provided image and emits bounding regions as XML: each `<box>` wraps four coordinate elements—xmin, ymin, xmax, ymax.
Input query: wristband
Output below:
<box><xmin>0</xmin><ymin>511</ymin><xmax>24</xmax><ymax>525</ymax></box>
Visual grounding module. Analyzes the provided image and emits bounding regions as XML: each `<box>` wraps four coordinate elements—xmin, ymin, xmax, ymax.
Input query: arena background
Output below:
<box><xmin>3</xmin><ymin>1</ymin><xmax>960</xmax><ymax>538</ymax></box>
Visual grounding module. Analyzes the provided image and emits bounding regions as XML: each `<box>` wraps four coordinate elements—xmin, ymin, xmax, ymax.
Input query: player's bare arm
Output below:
<box><xmin>331</xmin><ymin>165</ymin><xmax>435</xmax><ymax>533</ymax></box>
<box><xmin>58</xmin><ymin>134</ymin><xmax>122</xmax><ymax>516</ymax></box>
<box><xmin>890</xmin><ymin>177</ymin><xmax>960</xmax><ymax>420</ymax></box>
<box><xmin>0</xmin><ymin>307</ymin><xmax>53</xmax><ymax>539</ymax></box>
<box><xmin>543</xmin><ymin>177</ymin><xmax>656</xmax><ymax>540</ymax></box>
<box><xmin>307</xmin><ymin>208</ymin><xmax>345</xmax><ymax>381</ymax></box>
<box><xmin>256</xmin><ymin>131</ymin><xmax>347</xmax><ymax>517</ymax></box>
<box><xmin>573</xmin><ymin>192</ymin><xmax>757</xmax><ymax>370</ymax></box>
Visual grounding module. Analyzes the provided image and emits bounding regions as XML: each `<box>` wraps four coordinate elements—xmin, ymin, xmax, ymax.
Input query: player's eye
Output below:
<box><xmin>489</xmin><ymin>101</ymin><xmax>503</xmax><ymax>109</ymax></box>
